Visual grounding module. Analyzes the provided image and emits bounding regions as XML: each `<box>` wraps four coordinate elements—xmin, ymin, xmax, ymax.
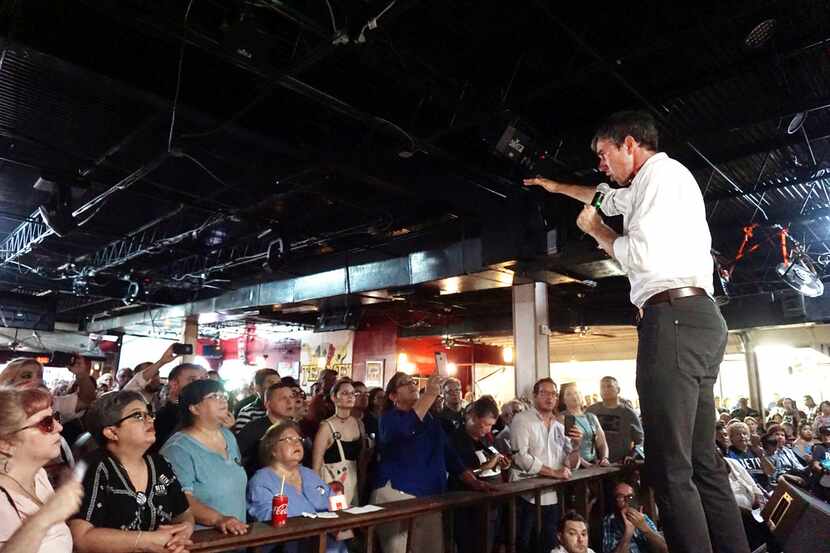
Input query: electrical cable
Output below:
<box><xmin>167</xmin><ymin>0</ymin><xmax>197</xmax><ymax>153</ymax></box>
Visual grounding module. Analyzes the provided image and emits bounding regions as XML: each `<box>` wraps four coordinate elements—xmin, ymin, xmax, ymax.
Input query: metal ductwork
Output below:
<box><xmin>87</xmin><ymin>237</ymin><xmax>535</xmax><ymax>333</ymax></box>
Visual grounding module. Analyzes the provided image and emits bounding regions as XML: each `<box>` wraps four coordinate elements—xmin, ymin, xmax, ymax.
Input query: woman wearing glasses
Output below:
<box><xmin>0</xmin><ymin>386</ymin><xmax>82</xmax><ymax>553</ymax></box>
<box><xmin>69</xmin><ymin>390</ymin><xmax>194</xmax><ymax>553</ymax></box>
<box><xmin>247</xmin><ymin>422</ymin><xmax>346</xmax><ymax>553</ymax></box>
<box><xmin>161</xmin><ymin>380</ymin><xmax>248</xmax><ymax>536</ymax></box>
<box><xmin>311</xmin><ymin>378</ymin><xmax>366</xmax><ymax>506</ymax></box>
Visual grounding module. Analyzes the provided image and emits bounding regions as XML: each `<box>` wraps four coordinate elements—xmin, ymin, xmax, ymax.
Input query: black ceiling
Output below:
<box><xmin>1</xmin><ymin>0</ymin><xmax>829</xmax><ymax>329</ymax></box>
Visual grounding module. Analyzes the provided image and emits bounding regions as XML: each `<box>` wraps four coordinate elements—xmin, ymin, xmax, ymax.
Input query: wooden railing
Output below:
<box><xmin>191</xmin><ymin>464</ymin><xmax>646</xmax><ymax>553</ymax></box>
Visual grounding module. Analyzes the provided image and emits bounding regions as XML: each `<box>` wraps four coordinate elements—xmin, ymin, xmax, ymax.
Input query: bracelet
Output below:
<box><xmin>133</xmin><ymin>530</ymin><xmax>142</xmax><ymax>552</ymax></box>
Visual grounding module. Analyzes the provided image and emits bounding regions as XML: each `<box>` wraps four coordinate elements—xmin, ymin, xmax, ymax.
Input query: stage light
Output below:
<box><xmin>502</xmin><ymin>346</ymin><xmax>513</xmax><ymax>363</ymax></box>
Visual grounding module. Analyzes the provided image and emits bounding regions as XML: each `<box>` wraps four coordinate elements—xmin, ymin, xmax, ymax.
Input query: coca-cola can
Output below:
<box><xmin>272</xmin><ymin>495</ymin><xmax>288</xmax><ymax>527</ymax></box>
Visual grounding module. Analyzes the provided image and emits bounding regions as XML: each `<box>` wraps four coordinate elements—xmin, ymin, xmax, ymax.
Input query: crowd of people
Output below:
<box><xmin>0</xmin><ymin>345</ymin><xmax>828</xmax><ymax>553</ymax></box>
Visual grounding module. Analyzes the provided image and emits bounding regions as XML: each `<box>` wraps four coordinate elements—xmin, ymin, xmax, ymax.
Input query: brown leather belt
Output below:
<box><xmin>645</xmin><ymin>286</ymin><xmax>707</xmax><ymax>306</ymax></box>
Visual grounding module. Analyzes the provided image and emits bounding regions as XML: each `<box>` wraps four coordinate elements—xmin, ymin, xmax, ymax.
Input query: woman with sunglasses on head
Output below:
<box><xmin>311</xmin><ymin>378</ymin><xmax>366</xmax><ymax>506</ymax></box>
<box><xmin>0</xmin><ymin>386</ymin><xmax>83</xmax><ymax>553</ymax></box>
<box><xmin>69</xmin><ymin>391</ymin><xmax>194</xmax><ymax>553</ymax></box>
<box><xmin>161</xmin><ymin>380</ymin><xmax>248</xmax><ymax>537</ymax></box>
<box><xmin>247</xmin><ymin>422</ymin><xmax>346</xmax><ymax>553</ymax></box>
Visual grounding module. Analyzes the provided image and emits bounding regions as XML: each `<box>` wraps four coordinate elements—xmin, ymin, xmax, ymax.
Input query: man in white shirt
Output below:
<box><xmin>525</xmin><ymin>111</ymin><xmax>749</xmax><ymax>553</ymax></box>
<box><xmin>552</xmin><ymin>511</ymin><xmax>597</xmax><ymax>553</ymax></box>
<box><xmin>511</xmin><ymin>378</ymin><xmax>582</xmax><ymax>553</ymax></box>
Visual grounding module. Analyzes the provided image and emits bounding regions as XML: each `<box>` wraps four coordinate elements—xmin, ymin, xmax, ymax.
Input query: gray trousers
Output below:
<box><xmin>370</xmin><ymin>482</ymin><xmax>443</xmax><ymax>553</ymax></box>
<box><xmin>636</xmin><ymin>295</ymin><xmax>750</xmax><ymax>553</ymax></box>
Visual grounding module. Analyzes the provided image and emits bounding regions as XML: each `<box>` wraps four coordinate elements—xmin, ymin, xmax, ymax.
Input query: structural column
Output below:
<box><xmin>741</xmin><ymin>331</ymin><xmax>764</xmax><ymax>419</ymax></box>
<box><xmin>512</xmin><ymin>282</ymin><xmax>550</xmax><ymax>399</ymax></box>
<box><xmin>182</xmin><ymin>314</ymin><xmax>199</xmax><ymax>364</ymax></box>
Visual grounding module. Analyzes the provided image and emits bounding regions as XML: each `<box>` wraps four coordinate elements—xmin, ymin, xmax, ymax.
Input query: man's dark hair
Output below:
<box><xmin>591</xmin><ymin>110</ymin><xmax>659</xmax><ymax>153</ymax></box>
<box><xmin>254</xmin><ymin>368</ymin><xmax>280</xmax><ymax>388</ymax></box>
<box><xmin>179</xmin><ymin>379</ymin><xmax>223</xmax><ymax>427</ymax></box>
<box><xmin>557</xmin><ymin>510</ymin><xmax>587</xmax><ymax>533</ymax></box>
<box><xmin>265</xmin><ymin>382</ymin><xmax>294</xmax><ymax>402</ymax></box>
<box><xmin>280</xmin><ymin>376</ymin><xmax>299</xmax><ymax>387</ymax></box>
<box><xmin>532</xmin><ymin>377</ymin><xmax>556</xmax><ymax>395</ymax></box>
<box><xmin>467</xmin><ymin>395</ymin><xmax>499</xmax><ymax>420</ymax></box>
<box><xmin>168</xmin><ymin>362</ymin><xmax>204</xmax><ymax>382</ymax></box>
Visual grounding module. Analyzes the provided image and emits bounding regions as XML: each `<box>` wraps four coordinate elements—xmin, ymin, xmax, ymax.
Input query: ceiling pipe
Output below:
<box><xmin>530</xmin><ymin>0</ymin><xmax>769</xmax><ymax>220</ymax></box>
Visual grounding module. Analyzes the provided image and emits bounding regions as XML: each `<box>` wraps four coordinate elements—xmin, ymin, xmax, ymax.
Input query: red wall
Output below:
<box><xmin>395</xmin><ymin>337</ymin><xmax>509</xmax><ymax>398</ymax></box>
<box><xmin>351</xmin><ymin>318</ymin><xmax>398</xmax><ymax>385</ymax></box>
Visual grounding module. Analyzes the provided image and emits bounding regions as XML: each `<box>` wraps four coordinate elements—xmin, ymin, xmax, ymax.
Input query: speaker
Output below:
<box><xmin>761</xmin><ymin>479</ymin><xmax>830</xmax><ymax>552</ymax></box>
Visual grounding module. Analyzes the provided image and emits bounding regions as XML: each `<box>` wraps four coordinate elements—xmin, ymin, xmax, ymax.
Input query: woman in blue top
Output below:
<box><xmin>558</xmin><ymin>382</ymin><xmax>609</xmax><ymax>467</ymax></box>
<box><xmin>247</xmin><ymin>421</ymin><xmax>346</xmax><ymax>553</ymax></box>
<box><xmin>370</xmin><ymin>372</ymin><xmax>490</xmax><ymax>553</ymax></box>
<box><xmin>161</xmin><ymin>379</ymin><xmax>249</xmax><ymax>536</ymax></box>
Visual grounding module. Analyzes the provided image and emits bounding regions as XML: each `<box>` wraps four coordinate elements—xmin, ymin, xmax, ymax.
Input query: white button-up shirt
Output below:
<box><xmin>509</xmin><ymin>406</ymin><xmax>574</xmax><ymax>505</ymax></box>
<box><xmin>597</xmin><ymin>152</ymin><xmax>714</xmax><ymax>308</ymax></box>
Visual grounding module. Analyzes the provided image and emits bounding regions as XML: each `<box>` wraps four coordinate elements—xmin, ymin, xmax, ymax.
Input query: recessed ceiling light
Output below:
<box><xmin>744</xmin><ymin>19</ymin><xmax>777</xmax><ymax>49</ymax></box>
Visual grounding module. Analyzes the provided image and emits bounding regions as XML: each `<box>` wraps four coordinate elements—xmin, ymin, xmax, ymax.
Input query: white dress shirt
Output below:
<box><xmin>509</xmin><ymin>406</ymin><xmax>574</xmax><ymax>505</ymax></box>
<box><xmin>597</xmin><ymin>152</ymin><xmax>714</xmax><ymax>308</ymax></box>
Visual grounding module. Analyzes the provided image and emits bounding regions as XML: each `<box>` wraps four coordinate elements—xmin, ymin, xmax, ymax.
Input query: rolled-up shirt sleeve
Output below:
<box><xmin>511</xmin><ymin>414</ymin><xmax>543</xmax><ymax>475</ymax></box>
<box><xmin>123</xmin><ymin>371</ymin><xmax>148</xmax><ymax>392</ymax></box>
<box><xmin>597</xmin><ymin>182</ymin><xmax>632</xmax><ymax>217</ymax></box>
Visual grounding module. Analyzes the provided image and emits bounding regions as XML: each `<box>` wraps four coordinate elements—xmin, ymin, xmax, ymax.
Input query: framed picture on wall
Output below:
<box><xmin>365</xmin><ymin>360</ymin><xmax>384</xmax><ymax>388</ymax></box>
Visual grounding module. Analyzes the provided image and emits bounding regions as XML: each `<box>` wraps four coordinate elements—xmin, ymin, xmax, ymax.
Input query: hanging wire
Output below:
<box><xmin>167</xmin><ymin>0</ymin><xmax>197</xmax><ymax>153</ymax></box>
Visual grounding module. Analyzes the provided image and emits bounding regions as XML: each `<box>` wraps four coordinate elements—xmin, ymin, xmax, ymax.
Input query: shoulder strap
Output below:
<box><xmin>324</xmin><ymin>420</ymin><xmax>348</xmax><ymax>464</ymax></box>
<box><xmin>0</xmin><ymin>486</ymin><xmax>22</xmax><ymax>520</ymax></box>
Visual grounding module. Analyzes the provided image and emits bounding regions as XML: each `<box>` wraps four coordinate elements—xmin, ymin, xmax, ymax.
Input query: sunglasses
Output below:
<box><xmin>113</xmin><ymin>411</ymin><xmax>156</xmax><ymax>426</ymax></box>
<box><xmin>13</xmin><ymin>412</ymin><xmax>60</xmax><ymax>434</ymax></box>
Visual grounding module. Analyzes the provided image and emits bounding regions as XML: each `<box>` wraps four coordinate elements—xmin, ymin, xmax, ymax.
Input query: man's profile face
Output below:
<box><xmin>558</xmin><ymin>520</ymin><xmax>589</xmax><ymax>553</ymax></box>
<box><xmin>595</xmin><ymin>137</ymin><xmax>635</xmax><ymax>185</ymax></box>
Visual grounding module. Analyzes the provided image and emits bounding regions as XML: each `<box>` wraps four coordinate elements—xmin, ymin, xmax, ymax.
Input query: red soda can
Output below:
<box><xmin>272</xmin><ymin>495</ymin><xmax>288</xmax><ymax>527</ymax></box>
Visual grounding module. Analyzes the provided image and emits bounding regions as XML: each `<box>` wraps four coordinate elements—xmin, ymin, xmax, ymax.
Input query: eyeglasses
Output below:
<box><xmin>203</xmin><ymin>392</ymin><xmax>229</xmax><ymax>402</ymax></box>
<box><xmin>615</xmin><ymin>494</ymin><xmax>635</xmax><ymax>502</ymax></box>
<box><xmin>12</xmin><ymin>412</ymin><xmax>60</xmax><ymax>434</ymax></box>
<box><xmin>114</xmin><ymin>411</ymin><xmax>156</xmax><ymax>426</ymax></box>
<box><xmin>292</xmin><ymin>391</ymin><xmax>307</xmax><ymax>399</ymax></box>
<box><xmin>337</xmin><ymin>391</ymin><xmax>356</xmax><ymax>397</ymax></box>
<box><xmin>536</xmin><ymin>391</ymin><xmax>557</xmax><ymax>398</ymax></box>
<box><xmin>396</xmin><ymin>378</ymin><xmax>416</xmax><ymax>389</ymax></box>
<box><xmin>277</xmin><ymin>435</ymin><xmax>304</xmax><ymax>444</ymax></box>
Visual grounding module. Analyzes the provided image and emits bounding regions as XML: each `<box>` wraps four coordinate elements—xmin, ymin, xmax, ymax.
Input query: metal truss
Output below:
<box><xmin>0</xmin><ymin>211</ymin><xmax>53</xmax><ymax>266</ymax></box>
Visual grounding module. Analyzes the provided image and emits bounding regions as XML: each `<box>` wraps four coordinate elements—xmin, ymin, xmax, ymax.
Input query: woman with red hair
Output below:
<box><xmin>0</xmin><ymin>386</ymin><xmax>83</xmax><ymax>553</ymax></box>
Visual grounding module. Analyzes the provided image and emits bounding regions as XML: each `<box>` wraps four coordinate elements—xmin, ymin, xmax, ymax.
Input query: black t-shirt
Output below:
<box><xmin>447</xmin><ymin>428</ymin><xmax>500</xmax><ymax>491</ymax></box>
<box><xmin>150</xmin><ymin>402</ymin><xmax>180</xmax><ymax>453</ymax></box>
<box><xmin>75</xmin><ymin>451</ymin><xmax>189</xmax><ymax>531</ymax></box>
<box><xmin>363</xmin><ymin>412</ymin><xmax>379</xmax><ymax>439</ymax></box>
<box><xmin>236</xmin><ymin>416</ymin><xmax>275</xmax><ymax>477</ymax></box>
<box><xmin>439</xmin><ymin>407</ymin><xmax>464</xmax><ymax>435</ymax></box>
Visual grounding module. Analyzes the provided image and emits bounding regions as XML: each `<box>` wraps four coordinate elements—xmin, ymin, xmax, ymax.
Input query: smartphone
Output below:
<box><xmin>172</xmin><ymin>343</ymin><xmax>193</xmax><ymax>356</ymax></box>
<box><xmin>564</xmin><ymin>414</ymin><xmax>576</xmax><ymax>435</ymax></box>
<box><xmin>434</xmin><ymin>351</ymin><xmax>448</xmax><ymax>377</ymax></box>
